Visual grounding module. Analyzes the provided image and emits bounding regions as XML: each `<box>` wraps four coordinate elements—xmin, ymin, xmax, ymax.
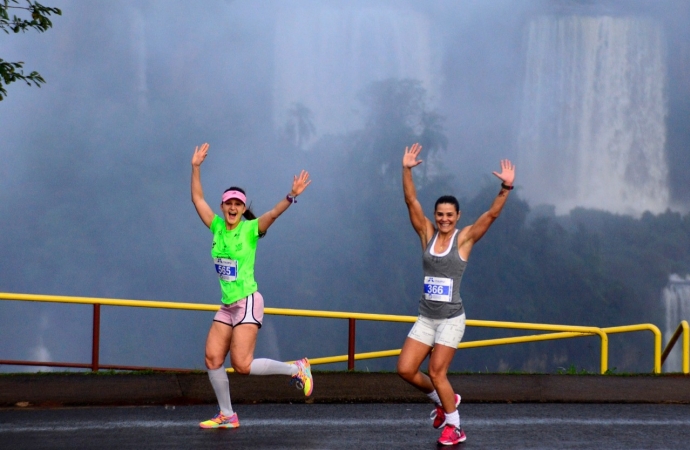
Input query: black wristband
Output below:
<box><xmin>286</xmin><ymin>194</ymin><xmax>297</xmax><ymax>204</ymax></box>
<box><xmin>501</xmin><ymin>183</ymin><xmax>514</xmax><ymax>191</ymax></box>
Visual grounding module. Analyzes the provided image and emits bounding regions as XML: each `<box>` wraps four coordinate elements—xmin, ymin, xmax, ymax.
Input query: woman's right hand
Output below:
<box><xmin>402</xmin><ymin>143</ymin><xmax>423</xmax><ymax>169</ymax></box>
<box><xmin>192</xmin><ymin>143</ymin><xmax>209</xmax><ymax>167</ymax></box>
<box><xmin>402</xmin><ymin>142</ymin><xmax>433</xmax><ymax>247</ymax></box>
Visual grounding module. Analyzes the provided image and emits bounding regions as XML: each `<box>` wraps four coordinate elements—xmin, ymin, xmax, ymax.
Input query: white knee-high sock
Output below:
<box><xmin>208</xmin><ymin>366</ymin><xmax>233</xmax><ymax>416</ymax></box>
<box><xmin>250</xmin><ymin>358</ymin><xmax>298</xmax><ymax>376</ymax></box>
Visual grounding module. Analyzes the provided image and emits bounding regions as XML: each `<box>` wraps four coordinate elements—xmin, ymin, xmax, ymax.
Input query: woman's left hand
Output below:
<box><xmin>492</xmin><ymin>159</ymin><xmax>515</xmax><ymax>186</ymax></box>
<box><xmin>290</xmin><ymin>170</ymin><xmax>312</xmax><ymax>197</ymax></box>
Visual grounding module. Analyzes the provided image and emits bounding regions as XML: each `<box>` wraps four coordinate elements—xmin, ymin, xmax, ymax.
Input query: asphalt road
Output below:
<box><xmin>2</xmin><ymin>403</ymin><xmax>690</xmax><ymax>449</ymax></box>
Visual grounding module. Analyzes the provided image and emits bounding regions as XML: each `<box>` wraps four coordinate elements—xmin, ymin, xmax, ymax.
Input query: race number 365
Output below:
<box><xmin>214</xmin><ymin>258</ymin><xmax>238</xmax><ymax>282</ymax></box>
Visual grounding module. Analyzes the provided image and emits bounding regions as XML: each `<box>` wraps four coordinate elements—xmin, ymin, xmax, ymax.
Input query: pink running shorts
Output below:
<box><xmin>213</xmin><ymin>292</ymin><xmax>264</xmax><ymax>328</ymax></box>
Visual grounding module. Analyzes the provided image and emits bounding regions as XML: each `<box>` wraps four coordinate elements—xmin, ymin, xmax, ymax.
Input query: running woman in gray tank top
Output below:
<box><xmin>396</xmin><ymin>142</ymin><xmax>515</xmax><ymax>446</ymax></box>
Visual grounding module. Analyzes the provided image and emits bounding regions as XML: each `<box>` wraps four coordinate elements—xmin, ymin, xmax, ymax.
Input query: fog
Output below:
<box><xmin>1</xmin><ymin>0</ymin><xmax>689</xmax><ymax>373</ymax></box>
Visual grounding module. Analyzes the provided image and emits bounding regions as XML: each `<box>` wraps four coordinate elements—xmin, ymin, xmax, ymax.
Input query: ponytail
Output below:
<box><xmin>242</xmin><ymin>209</ymin><xmax>257</xmax><ymax>220</ymax></box>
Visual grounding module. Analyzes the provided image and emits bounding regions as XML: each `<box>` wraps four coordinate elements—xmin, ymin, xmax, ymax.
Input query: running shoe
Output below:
<box><xmin>291</xmin><ymin>357</ymin><xmax>314</xmax><ymax>397</ymax></box>
<box><xmin>199</xmin><ymin>411</ymin><xmax>239</xmax><ymax>429</ymax></box>
<box><xmin>430</xmin><ymin>393</ymin><xmax>461</xmax><ymax>429</ymax></box>
<box><xmin>437</xmin><ymin>424</ymin><xmax>467</xmax><ymax>445</ymax></box>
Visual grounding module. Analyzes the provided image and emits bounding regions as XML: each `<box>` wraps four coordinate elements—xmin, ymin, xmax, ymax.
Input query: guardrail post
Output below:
<box><xmin>348</xmin><ymin>318</ymin><xmax>356</xmax><ymax>371</ymax></box>
<box><xmin>92</xmin><ymin>304</ymin><xmax>100</xmax><ymax>372</ymax></box>
<box><xmin>654</xmin><ymin>327</ymin><xmax>662</xmax><ymax>374</ymax></box>
<box><xmin>599</xmin><ymin>331</ymin><xmax>608</xmax><ymax>374</ymax></box>
<box><xmin>678</xmin><ymin>320</ymin><xmax>690</xmax><ymax>375</ymax></box>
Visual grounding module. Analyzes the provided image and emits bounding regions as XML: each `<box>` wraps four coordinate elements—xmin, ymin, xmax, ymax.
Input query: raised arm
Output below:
<box><xmin>462</xmin><ymin>159</ymin><xmax>515</xmax><ymax>248</ymax></box>
<box><xmin>191</xmin><ymin>143</ymin><xmax>215</xmax><ymax>228</ymax></box>
<box><xmin>257</xmin><ymin>170</ymin><xmax>311</xmax><ymax>234</ymax></box>
<box><xmin>402</xmin><ymin>143</ymin><xmax>435</xmax><ymax>249</ymax></box>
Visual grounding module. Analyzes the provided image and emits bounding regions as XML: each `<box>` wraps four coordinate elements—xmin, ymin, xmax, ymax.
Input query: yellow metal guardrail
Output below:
<box><xmin>661</xmin><ymin>320</ymin><xmax>690</xmax><ymax>374</ymax></box>
<box><xmin>0</xmin><ymin>292</ymin><xmax>671</xmax><ymax>374</ymax></box>
<box><xmin>602</xmin><ymin>324</ymin><xmax>663</xmax><ymax>374</ymax></box>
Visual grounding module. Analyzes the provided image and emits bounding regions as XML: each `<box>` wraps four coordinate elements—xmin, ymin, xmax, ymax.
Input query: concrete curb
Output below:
<box><xmin>1</xmin><ymin>373</ymin><xmax>690</xmax><ymax>408</ymax></box>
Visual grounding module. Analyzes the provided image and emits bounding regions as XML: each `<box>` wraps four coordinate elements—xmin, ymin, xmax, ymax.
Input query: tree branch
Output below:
<box><xmin>0</xmin><ymin>0</ymin><xmax>60</xmax><ymax>100</ymax></box>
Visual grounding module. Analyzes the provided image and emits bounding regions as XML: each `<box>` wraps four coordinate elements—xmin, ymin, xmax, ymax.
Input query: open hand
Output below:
<box><xmin>290</xmin><ymin>170</ymin><xmax>312</xmax><ymax>196</ymax></box>
<box><xmin>192</xmin><ymin>143</ymin><xmax>209</xmax><ymax>167</ymax></box>
<box><xmin>403</xmin><ymin>143</ymin><xmax>423</xmax><ymax>169</ymax></box>
<box><xmin>492</xmin><ymin>159</ymin><xmax>515</xmax><ymax>186</ymax></box>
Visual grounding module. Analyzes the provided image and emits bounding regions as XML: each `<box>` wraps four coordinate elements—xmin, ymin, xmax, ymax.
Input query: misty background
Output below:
<box><xmin>1</xmin><ymin>0</ymin><xmax>690</xmax><ymax>374</ymax></box>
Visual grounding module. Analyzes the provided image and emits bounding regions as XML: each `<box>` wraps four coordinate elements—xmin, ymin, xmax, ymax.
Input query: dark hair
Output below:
<box><xmin>434</xmin><ymin>195</ymin><xmax>460</xmax><ymax>213</ymax></box>
<box><xmin>223</xmin><ymin>186</ymin><xmax>265</xmax><ymax>237</ymax></box>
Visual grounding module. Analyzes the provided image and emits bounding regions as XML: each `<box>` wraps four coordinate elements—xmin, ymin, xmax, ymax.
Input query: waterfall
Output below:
<box><xmin>518</xmin><ymin>15</ymin><xmax>668</xmax><ymax>216</ymax></box>
<box><xmin>273</xmin><ymin>5</ymin><xmax>439</xmax><ymax>139</ymax></box>
<box><xmin>662</xmin><ymin>274</ymin><xmax>690</xmax><ymax>373</ymax></box>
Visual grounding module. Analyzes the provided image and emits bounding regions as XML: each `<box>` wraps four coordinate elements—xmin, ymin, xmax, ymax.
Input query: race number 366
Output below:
<box><xmin>423</xmin><ymin>276</ymin><xmax>452</xmax><ymax>302</ymax></box>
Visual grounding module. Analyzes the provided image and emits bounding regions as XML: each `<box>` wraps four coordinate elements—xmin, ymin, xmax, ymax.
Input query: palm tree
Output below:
<box><xmin>284</xmin><ymin>102</ymin><xmax>316</xmax><ymax>148</ymax></box>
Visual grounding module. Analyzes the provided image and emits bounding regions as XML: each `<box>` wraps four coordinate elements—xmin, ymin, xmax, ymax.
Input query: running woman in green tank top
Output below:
<box><xmin>397</xmin><ymin>143</ymin><xmax>515</xmax><ymax>446</ymax></box>
<box><xmin>191</xmin><ymin>142</ymin><xmax>314</xmax><ymax>429</ymax></box>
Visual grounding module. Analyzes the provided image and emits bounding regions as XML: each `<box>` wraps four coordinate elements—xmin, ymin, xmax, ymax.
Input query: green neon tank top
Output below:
<box><xmin>210</xmin><ymin>215</ymin><xmax>259</xmax><ymax>304</ymax></box>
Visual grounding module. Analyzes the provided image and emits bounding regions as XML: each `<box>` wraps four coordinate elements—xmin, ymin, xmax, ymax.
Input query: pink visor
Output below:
<box><xmin>222</xmin><ymin>190</ymin><xmax>246</xmax><ymax>204</ymax></box>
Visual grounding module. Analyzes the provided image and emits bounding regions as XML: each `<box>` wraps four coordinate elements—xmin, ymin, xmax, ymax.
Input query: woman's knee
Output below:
<box><xmin>205</xmin><ymin>352</ymin><xmax>226</xmax><ymax>370</ymax></box>
<box><xmin>232</xmin><ymin>359</ymin><xmax>252</xmax><ymax>375</ymax></box>
<box><xmin>205</xmin><ymin>359</ymin><xmax>223</xmax><ymax>370</ymax></box>
<box><xmin>428</xmin><ymin>364</ymin><xmax>449</xmax><ymax>384</ymax></box>
<box><xmin>397</xmin><ymin>360</ymin><xmax>417</xmax><ymax>381</ymax></box>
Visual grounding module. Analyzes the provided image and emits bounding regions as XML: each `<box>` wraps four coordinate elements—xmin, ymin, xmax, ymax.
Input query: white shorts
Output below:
<box><xmin>407</xmin><ymin>313</ymin><xmax>466</xmax><ymax>348</ymax></box>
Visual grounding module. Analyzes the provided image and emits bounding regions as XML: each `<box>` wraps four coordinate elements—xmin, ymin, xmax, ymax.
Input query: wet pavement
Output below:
<box><xmin>2</xmin><ymin>403</ymin><xmax>690</xmax><ymax>449</ymax></box>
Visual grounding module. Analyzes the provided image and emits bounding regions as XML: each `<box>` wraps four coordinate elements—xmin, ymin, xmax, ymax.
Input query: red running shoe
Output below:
<box><xmin>437</xmin><ymin>424</ymin><xmax>467</xmax><ymax>445</ymax></box>
<box><xmin>430</xmin><ymin>393</ymin><xmax>461</xmax><ymax>429</ymax></box>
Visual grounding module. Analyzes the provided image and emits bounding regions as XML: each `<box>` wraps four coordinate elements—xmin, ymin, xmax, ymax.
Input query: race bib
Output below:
<box><xmin>214</xmin><ymin>258</ymin><xmax>238</xmax><ymax>282</ymax></box>
<box><xmin>423</xmin><ymin>276</ymin><xmax>453</xmax><ymax>302</ymax></box>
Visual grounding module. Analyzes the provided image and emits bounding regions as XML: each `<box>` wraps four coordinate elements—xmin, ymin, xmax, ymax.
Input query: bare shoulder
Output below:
<box><xmin>457</xmin><ymin>225</ymin><xmax>472</xmax><ymax>245</ymax></box>
<box><xmin>423</xmin><ymin>219</ymin><xmax>436</xmax><ymax>244</ymax></box>
<box><xmin>457</xmin><ymin>225</ymin><xmax>474</xmax><ymax>260</ymax></box>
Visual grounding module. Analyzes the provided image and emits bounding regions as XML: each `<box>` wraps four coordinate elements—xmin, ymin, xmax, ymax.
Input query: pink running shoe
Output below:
<box><xmin>430</xmin><ymin>393</ymin><xmax>461</xmax><ymax>429</ymax></box>
<box><xmin>437</xmin><ymin>424</ymin><xmax>467</xmax><ymax>446</ymax></box>
<box><xmin>199</xmin><ymin>411</ymin><xmax>239</xmax><ymax>429</ymax></box>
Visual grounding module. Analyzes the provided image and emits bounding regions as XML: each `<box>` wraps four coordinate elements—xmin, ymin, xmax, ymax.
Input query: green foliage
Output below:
<box><xmin>557</xmin><ymin>364</ymin><xmax>595</xmax><ymax>375</ymax></box>
<box><xmin>0</xmin><ymin>0</ymin><xmax>61</xmax><ymax>100</ymax></box>
<box><xmin>355</xmin><ymin>79</ymin><xmax>447</xmax><ymax>186</ymax></box>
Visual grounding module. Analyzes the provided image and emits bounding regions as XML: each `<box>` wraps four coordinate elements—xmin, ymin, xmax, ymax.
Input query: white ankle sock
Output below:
<box><xmin>427</xmin><ymin>390</ymin><xmax>441</xmax><ymax>405</ymax></box>
<box><xmin>445</xmin><ymin>410</ymin><xmax>460</xmax><ymax>427</ymax></box>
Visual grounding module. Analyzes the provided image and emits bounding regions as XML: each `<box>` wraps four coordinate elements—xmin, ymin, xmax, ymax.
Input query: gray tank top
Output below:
<box><xmin>418</xmin><ymin>229</ymin><xmax>467</xmax><ymax>319</ymax></box>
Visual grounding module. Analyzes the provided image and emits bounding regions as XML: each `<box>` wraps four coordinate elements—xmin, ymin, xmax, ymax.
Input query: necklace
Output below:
<box><xmin>435</xmin><ymin>233</ymin><xmax>453</xmax><ymax>252</ymax></box>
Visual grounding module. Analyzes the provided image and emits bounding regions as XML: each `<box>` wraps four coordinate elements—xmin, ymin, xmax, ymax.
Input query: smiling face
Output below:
<box><xmin>434</xmin><ymin>203</ymin><xmax>460</xmax><ymax>233</ymax></box>
<box><xmin>221</xmin><ymin>198</ymin><xmax>246</xmax><ymax>229</ymax></box>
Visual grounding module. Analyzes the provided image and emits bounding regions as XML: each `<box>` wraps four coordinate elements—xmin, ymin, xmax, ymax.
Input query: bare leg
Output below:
<box><xmin>397</xmin><ymin>337</ymin><xmax>434</xmax><ymax>393</ymax></box>
<box><xmin>428</xmin><ymin>343</ymin><xmax>457</xmax><ymax>413</ymax></box>
<box><xmin>205</xmin><ymin>321</ymin><xmax>233</xmax><ymax>369</ymax></box>
<box><xmin>228</xmin><ymin>323</ymin><xmax>259</xmax><ymax>374</ymax></box>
